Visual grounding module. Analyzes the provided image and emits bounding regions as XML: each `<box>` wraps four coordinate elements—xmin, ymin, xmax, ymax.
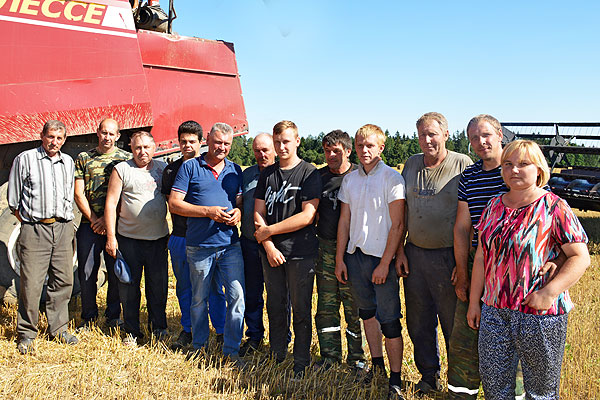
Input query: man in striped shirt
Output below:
<box><xmin>8</xmin><ymin>120</ymin><xmax>78</xmax><ymax>355</ymax></box>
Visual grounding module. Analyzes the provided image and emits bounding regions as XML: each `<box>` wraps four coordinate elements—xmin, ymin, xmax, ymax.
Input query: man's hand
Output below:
<box><xmin>105</xmin><ymin>236</ymin><xmax>118</xmax><ymax>259</ymax></box>
<box><xmin>14</xmin><ymin>210</ymin><xmax>22</xmax><ymax>223</ymax></box>
<box><xmin>335</xmin><ymin>259</ymin><xmax>348</xmax><ymax>284</ymax></box>
<box><xmin>466</xmin><ymin>302</ymin><xmax>481</xmax><ymax>330</ymax></box>
<box><xmin>522</xmin><ymin>288</ymin><xmax>556</xmax><ymax>312</ymax></box>
<box><xmin>224</xmin><ymin>208</ymin><xmax>241</xmax><ymax>226</ymax></box>
<box><xmin>91</xmin><ymin>216</ymin><xmax>107</xmax><ymax>235</ymax></box>
<box><xmin>371</xmin><ymin>263</ymin><xmax>389</xmax><ymax>285</ymax></box>
<box><xmin>254</xmin><ymin>225</ymin><xmax>272</xmax><ymax>243</ymax></box>
<box><xmin>452</xmin><ymin>267</ymin><xmax>469</xmax><ymax>303</ymax></box>
<box><xmin>395</xmin><ymin>250</ymin><xmax>409</xmax><ymax>278</ymax></box>
<box><xmin>265</xmin><ymin>246</ymin><xmax>286</xmax><ymax>267</ymax></box>
<box><xmin>207</xmin><ymin>206</ymin><xmax>230</xmax><ymax>223</ymax></box>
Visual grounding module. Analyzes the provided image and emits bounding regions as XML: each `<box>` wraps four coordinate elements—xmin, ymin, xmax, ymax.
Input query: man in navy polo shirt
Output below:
<box><xmin>168</xmin><ymin>122</ymin><xmax>245</xmax><ymax>358</ymax></box>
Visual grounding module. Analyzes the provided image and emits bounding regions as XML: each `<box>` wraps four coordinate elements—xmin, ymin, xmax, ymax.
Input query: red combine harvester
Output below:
<box><xmin>0</xmin><ymin>0</ymin><xmax>249</xmax><ymax>300</ymax></box>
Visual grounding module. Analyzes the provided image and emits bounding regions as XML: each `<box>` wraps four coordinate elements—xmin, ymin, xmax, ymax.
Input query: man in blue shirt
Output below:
<box><xmin>169</xmin><ymin>122</ymin><xmax>245</xmax><ymax>359</ymax></box>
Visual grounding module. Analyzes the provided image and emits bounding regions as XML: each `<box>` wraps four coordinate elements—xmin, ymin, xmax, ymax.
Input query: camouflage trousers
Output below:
<box><xmin>315</xmin><ymin>237</ymin><xmax>365</xmax><ymax>365</ymax></box>
<box><xmin>447</xmin><ymin>251</ymin><xmax>525</xmax><ymax>399</ymax></box>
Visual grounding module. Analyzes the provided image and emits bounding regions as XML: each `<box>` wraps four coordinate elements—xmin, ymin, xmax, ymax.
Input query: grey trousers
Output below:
<box><xmin>17</xmin><ymin>221</ymin><xmax>74</xmax><ymax>339</ymax></box>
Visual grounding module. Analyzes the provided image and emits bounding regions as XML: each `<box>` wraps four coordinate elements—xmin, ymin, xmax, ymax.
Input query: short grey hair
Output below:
<box><xmin>130</xmin><ymin>131</ymin><xmax>155</xmax><ymax>143</ymax></box>
<box><xmin>416</xmin><ymin>112</ymin><xmax>448</xmax><ymax>132</ymax></box>
<box><xmin>209</xmin><ymin>122</ymin><xmax>234</xmax><ymax>137</ymax></box>
<box><xmin>42</xmin><ymin>120</ymin><xmax>67</xmax><ymax>136</ymax></box>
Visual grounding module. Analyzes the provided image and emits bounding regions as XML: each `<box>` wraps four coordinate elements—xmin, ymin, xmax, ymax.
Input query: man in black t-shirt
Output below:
<box><xmin>162</xmin><ymin>121</ymin><xmax>226</xmax><ymax>351</ymax></box>
<box><xmin>254</xmin><ymin>120</ymin><xmax>322</xmax><ymax>378</ymax></box>
<box><xmin>315</xmin><ymin>130</ymin><xmax>365</xmax><ymax>370</ymax></box>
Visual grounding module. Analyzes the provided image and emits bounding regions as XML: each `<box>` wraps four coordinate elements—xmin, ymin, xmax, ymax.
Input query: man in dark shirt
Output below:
<box><xmin>315</xmin><ymin>130</ymin><xmax>365</xmax><ymax>370</ymax></box>
<box><xmin>239</xmin><ymin>133</ymin><xmax>277</xmax><ymax>355</ymax></box>
<box><xmin>162</xmin><ymin>121</ymin><xmax>226</xmax><ymax>350</ymax></box>
<box><xmin>254</xmin><ymin>120</ymin><xmax>322</xmax><ymax>378</ymax></box>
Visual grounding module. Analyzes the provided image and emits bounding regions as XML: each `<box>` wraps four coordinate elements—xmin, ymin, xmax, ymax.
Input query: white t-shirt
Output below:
<box><xmin>114</xmin><ymin>159</ymin><xmax>169</xmax><ymax>240</ymax></box>
<box><xmin>338</xmin><ymin>160</ymin><xmax>405</xmax><ymax>258</ymax></box>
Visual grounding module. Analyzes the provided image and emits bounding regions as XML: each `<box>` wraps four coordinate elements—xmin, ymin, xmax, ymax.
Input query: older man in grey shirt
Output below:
<box><xmin>8</xmin><ymin>120</ymin><xmax>78</xmax><ymax>354</ymax></box>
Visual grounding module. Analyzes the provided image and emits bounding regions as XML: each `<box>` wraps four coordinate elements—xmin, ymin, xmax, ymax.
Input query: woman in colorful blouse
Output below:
<box><xmin>467</xmin><ymin>140</ymin><xmax>590</xmax><ymax>399</ymax></box>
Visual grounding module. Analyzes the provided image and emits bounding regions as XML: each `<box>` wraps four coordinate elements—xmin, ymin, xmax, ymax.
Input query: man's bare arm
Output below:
<box><xmin>254</xmin><ymin>198</ymin><xmax>286</xmax><ymax>267</ymax></box>
<box><xmin>104</xmin><ymin>169</ymin><xmax>123</xmax><ymax>258</ymax></box>
<box><xmin>453</xmin><ymin>201</ymin><xmax>473</xmax><ymax>302</ymax></box>
<box><xmin>372</xmin><ymin>199</ymin><xmax>405</xmax><ymax>284</ymax></box>
<box><xmin>254</xmin><ymin>198</ymin><xmax>319</xmax><ymax>242</ymax></box>
<box><xmin>335</xmin><ymin>202</ymin><xmax>351</xmax><ymax>283</ymax></box>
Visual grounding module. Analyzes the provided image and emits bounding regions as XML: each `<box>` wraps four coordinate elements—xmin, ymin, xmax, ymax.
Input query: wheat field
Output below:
<box><xmin>0</xmin><ymin>211</ymin><xmax>598</xmax><ymax>399</ymax></box>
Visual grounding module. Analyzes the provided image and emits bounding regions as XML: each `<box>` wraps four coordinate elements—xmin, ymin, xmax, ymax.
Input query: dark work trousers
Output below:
<box><xmin>240</xmin><ymin>236</ymin><xmax>265</xmax><ymax>342</ymax></box>
<box><xmin>117</xmin><ymin>234</ymin><xmax>168</xmax><ymax>338</ymax></box>
<box><xmin>260</xmin><ymin>252</ymin><xmax>315</xmax><ymax>369</ymax></box>
<box><xmin>17</xmin><ymin>221</ymin><xmax>74</xmax><ymax>339</ymax></box>
<box><xmin>76</xmin><ymin>223</ymin><xmax>121</xmax><ymax>322</ymax></box>
<box><xmin>404</xmin><ymin>242</ymin><xmax>457</xmax><ymax>384</ymax></box>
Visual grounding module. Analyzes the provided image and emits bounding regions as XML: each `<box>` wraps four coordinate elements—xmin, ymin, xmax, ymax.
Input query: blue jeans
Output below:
<box><xmin>404</xmin><ymin>243</ymin><xmax>457</xmax><ymax>383</ymax></box>
<box><xmin>187</xmin><ymin>242</ymin><xmax>245</xmax><ymax>356</ymax></box>
<box><xmin>76</xmin><ymin>222</ymin><xmax>121</xmax><ymax>321</ymax></box>
<box><xmin>168</xmin><ymin>235</ymin><xmax>226</xmax><ymax>334</ymax></box>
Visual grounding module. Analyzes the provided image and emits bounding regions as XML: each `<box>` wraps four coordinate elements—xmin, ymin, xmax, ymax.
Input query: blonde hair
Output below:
<box><xmin>501</xmin><ymin>140</ymin><xmax>550</xmax><ymax>188</ymax></box>
<box><xmin>355</xmin><ymin>124</ymin><xmax>386</xmax><ymax>145</ymax></box>
<box><xmin>466</xmin><ymin>114</ymin><xmax>502</xmax><ymax>137</ymax></box>
<box><xmin>273</xmin><ymin>120</ymin><xmax>298</xmax><ymax>137</ymax></box>
<box><xmin>416</xmin><ymin>112</ymin><xmax>448</xmax><ymax>132</ymax></box>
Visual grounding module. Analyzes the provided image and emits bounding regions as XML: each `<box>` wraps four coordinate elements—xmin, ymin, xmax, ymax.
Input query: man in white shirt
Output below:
<box><xmin>335</xmin><ymin>124</ymin><xmax>407</xmax><ymax>399</ymax></box>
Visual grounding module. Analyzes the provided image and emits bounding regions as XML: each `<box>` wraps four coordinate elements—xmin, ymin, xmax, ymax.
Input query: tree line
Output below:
<box><xmin>228</xmin><ymin>130</ymin><xmax>474</xmax><ymax>167</ymax></box>
<box><xmin>227</xmin><ymin>130</ymin><xmax>600</xmax><ymax>169</ymax></box>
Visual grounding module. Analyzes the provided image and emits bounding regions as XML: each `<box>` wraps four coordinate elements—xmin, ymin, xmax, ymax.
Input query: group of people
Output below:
<box><xmin>7</xmin><ymin>112</ymin><xmax>590</xmax><ymax>400</ymax></box>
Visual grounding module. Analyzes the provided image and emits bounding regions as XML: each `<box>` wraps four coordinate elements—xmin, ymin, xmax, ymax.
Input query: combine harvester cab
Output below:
<box><xmin>502</xmin><ymin>122</ymin><xmax>600</xmax><ymax>212</ymax></box>
<box><xmin>0</xmin><ymin>0</ymin><xmax>248</xmax><ymax>301</ymax></box>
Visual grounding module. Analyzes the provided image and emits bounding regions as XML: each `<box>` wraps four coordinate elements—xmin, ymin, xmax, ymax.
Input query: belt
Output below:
<box><xmin>38</xmin><ymin>217</ymin><xmax>68</xmax><ymax>224</ymax></box>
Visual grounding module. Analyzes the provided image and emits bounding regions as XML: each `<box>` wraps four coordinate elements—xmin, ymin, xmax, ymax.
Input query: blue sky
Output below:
<box><xmin>174</xmin><ymin>1</ymin><xmax>600</xmax><ymax>137</ymax></box>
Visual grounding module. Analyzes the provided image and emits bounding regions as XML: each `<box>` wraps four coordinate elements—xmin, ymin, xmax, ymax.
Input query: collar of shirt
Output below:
<box><xmin>358</xmin><ymin>159</ymin><xmax>383</xmax><ymax>176</ymax></box>
<box><xmin>198</xmin><ymin>153</ymin><xmax>233</xmax><ymax>179</ymax></box>
<box><xmin>35</xmin><ymin>145</ymin><xmax>66</xmax><ymax>163</ymax></box>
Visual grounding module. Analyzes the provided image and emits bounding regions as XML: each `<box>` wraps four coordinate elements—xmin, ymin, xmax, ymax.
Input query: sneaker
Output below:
<box><xmin>17</xmin><ymin>338</ymin><xmax>34</xmax><ymax>355</ymax></box>
<box><xmin>51</xmin><ymin>331</ymin><xmax>78</xmax><ymax>345</ymax></box>
<box><xmin>360</xmin><ymin>364</ymin><xmax>387</xmax><ymax>385</ymax></box>
<box><xmin>152</xmin><ymin>328</ymin><xmax>169</xmax><ymax>341</ymax></box>
<box><xmin>239</xmin><ymin>339</ymin><xmax>261</xmax><ymax>357</ymax></box>
<box><xmin>76</xmin><ymin>319</ymin><xmax>95</xmax><ymax>332</ymax></box>
<box><xmin>106</xmin><ymin>318</ymin><xmax>124</xmax><ymax>329</ymax></box>
<box><xmin>350</xmin><ymin>360</ymin><xmax>368</xmax><ymax>375</ymax></box>
<box><xmin>227</xmin><ymin>354</ymin><xmax>248</xmax><ymax>370</ymax></box>
<box><xmin>122</xmin><ymin>334</ymin><xmax>137</xmax><ymax>347</ymax></box>
<box><xmin>290</xmin><ymin>364</ymin><xmax>306</xmax><ymax>382</ymax></box>
<box><xmin>388</xmin><ymin>384</ymin><xmax>405</xmax><ymax>400</ymax></box>
<box><xmin>313</xmin><ymin>358</ymin><xmax>335</xmax><ymax>372</ymax></box>
<box><xmin>171</xmin><ymin>331</ymin><xmax>192</xmax><ymax>351</ymax></box>
<box><xmin>414</xmin><ymin>373</ymin><xmax>442</xmax><ymax>397</ymax></box>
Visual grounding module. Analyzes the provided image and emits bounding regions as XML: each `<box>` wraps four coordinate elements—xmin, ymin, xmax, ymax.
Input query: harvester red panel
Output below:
<box><xmin>0</xmin><ymin>0</ymin><xmax>153</xmax><ymax>143</ymax></box>
<box><xmin>0</xmin><ymin>0</ymin><xmax>248</xmax><ymax>151</ymax></box>
<box><xmin>137</xmin><ymin>30</ymin><xmax>248</xmax><ymax>154</ymax></box>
